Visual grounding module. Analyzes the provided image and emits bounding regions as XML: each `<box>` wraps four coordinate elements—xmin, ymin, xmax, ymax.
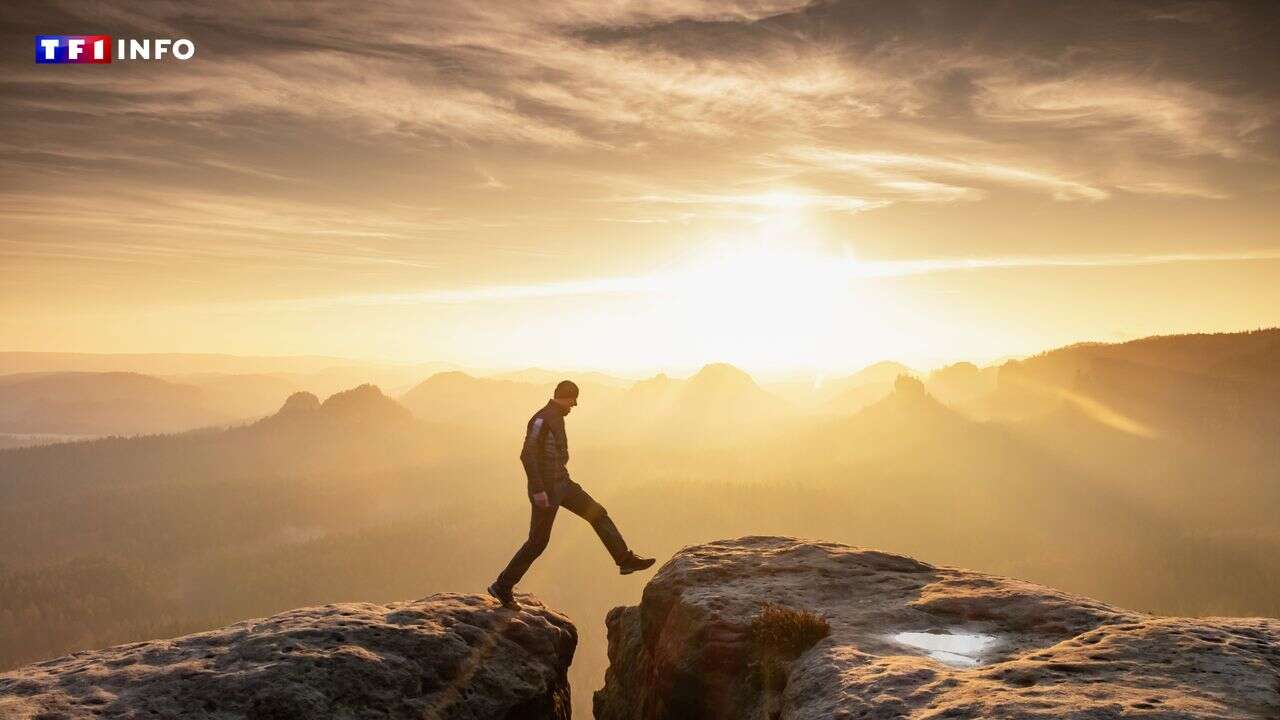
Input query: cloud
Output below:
<box><xmin>776</xmin><ymin>148</ymin><xmax>1108</xmax><ymax>201</ymax></box>
<box><xmin>849</xmin><ymin>251</ymin><xmax>1280</xmax><ymax>277</ymax></box>
<box><xmin>974</xmin><ymin>75</ymin><xmax>1272</xmax><ymax>160</ymax></box>
<box><xmin>602</xmin><ymin>189</ymin><xmax>886</xmax><ymax>216</ymax></box>
<box><xmin>562</xmin><ymin>0</ymin><xmax>1278</xmax><ymax>195</ymax></box>
<box><xmin>0</xmin><ymin>188</ymin><xmax>462</xmax><ymax>270</ymax></box>
<box><xmin>1</xmin><ymin>0</ymin><xmax>1277</xmax><ymax>285</ymax></box>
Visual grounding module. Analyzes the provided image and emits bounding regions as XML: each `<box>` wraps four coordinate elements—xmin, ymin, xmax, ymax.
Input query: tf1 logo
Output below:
<box><xmin>35</xmin><ymin>36</ymin><xmax>196</xmax><ymax>64</ymax></box>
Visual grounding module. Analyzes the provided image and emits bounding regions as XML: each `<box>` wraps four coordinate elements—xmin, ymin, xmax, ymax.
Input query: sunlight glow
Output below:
<box><xmin>1007</xmin><ymin>377</ymin><xmax>1159</xmax><ymax>438</ymax></box>
<box><xmin>629</xmin><ymin>210</ymin><xmax>897</xmax><ymax>371</ymax></box>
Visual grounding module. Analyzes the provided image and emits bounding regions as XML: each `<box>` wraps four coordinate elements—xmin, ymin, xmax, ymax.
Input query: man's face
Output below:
<box><xmin>552</xmin><ymin>396</ymin><xmax>577</xmax><ymax>414</ymax></box>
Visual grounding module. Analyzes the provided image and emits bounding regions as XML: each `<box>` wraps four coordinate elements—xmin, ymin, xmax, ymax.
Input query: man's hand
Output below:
<box><xmin>532</xmin><ymin>491</ymin><xmax>550</xmax><ymax>508</ymax></box>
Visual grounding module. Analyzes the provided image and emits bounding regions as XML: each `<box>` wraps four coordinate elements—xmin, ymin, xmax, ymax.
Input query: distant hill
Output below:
<box><xmin>679</xmin><ymin>363</ymin><xmax>773</xmax><ymax>406</ymax></box>
<box><xmin>926</xmin><ymin>361</ymin><xmax>997</xmax><ymax>405</ymax></box>
<box><xmin>0</xmin><ymin>433</ymin><xmax>93</xmax><ymax>451</ymax></box>
<box><xmin>0</xmin><ymin>370</ymin><xmax>358</xmax><ymax>444</ymax></box>
<box><xmin>596</xmin><ymin>363</ymin><xmax>792</xmax><ymax>443</ymax></box>
<box><xmin>814</xmin><ymin>359</ymin><xmax>999</xmax><ymax>416</ymax></box>
<box><xmin>0</xmin><ymin>384</ymin><xmax>445</xmax><ymax>568</ymax></box>
<box><xmin>401</xmin><ymin>372</ymin><xmax>552</xmax><ymax>429</ymax></box>
<box><xmin>835</xmin><ymin>360</ymin><xmax>917</xmax><ymax>389</ymax></box>
<box><xmin>811</xmin><ymin>362</ymin><xmax>914</xmax><ymax>415</ymax></box>
<box><xmin>809</xmin><ymin>375</ymin><xmax>986</xmax><ymax>463</ymax></box>
<box><xmin>399</xmin><ymin>371</ymin><xmax>627</xmax><ymax>443</ymax></box>
<box><xmin>998</xmin><ymin>328</ymin><xmax>1279</xmax><ymax>389</ymax></box>
<box><xmin>0</xmin><ymin>351</ymin><xmax>363</xmax><ymax>375</ymax></box>
<box><xmin>0</xmin><ymin>372</ymin><xmax>233</xmax><ymax>437</ymax></box>
<box><xmin>764</xmin><ymin>362</ymin><xmax>917</xmax><ymax>411</ymax></box>
<box><xmin>787</xmin><ymin>375</ymin><xmax>1168</xmax><ymax>561</ymax></box>
<box><xmin>160</xmin><ymin>373</ymin><xmax>301</xmax><ymax>419</ymax></box>
<box><xmin>0</xmin><ymin>384</ymin><xmax>428</xmax><ymax>503</ymax></box>
<box><xmin>975</xmin><ymin>329</ymin><xmax>1280</xmax><ymax>438</ymax></box>
<box><xmin>0</xmin><ymin>352</ymin><xmax>459</xmax><ymax>398</ymax></box>
<box><xmin>823</xmin><ymin>380</ymin><xmax>895</xmax><ymax>416</ymax></box>
<box><xmin>0</xmin><ymin>354</ymin><xmax>494</xmax><ymax>447</ymax></box>
<box><xmin>264</xmin><ymin>384</ymin><xmax>417</xmax><ymax>429</ymax></box>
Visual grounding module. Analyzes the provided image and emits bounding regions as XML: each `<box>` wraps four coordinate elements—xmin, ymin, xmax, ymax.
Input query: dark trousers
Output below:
<box><xmin>495</xmin><ymin>479</ymin><xmax>629</xmax><ymax>589</ymax></box>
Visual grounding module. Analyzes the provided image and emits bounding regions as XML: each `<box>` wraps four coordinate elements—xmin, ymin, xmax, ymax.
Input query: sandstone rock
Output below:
<box><xmin>594</xmin><ymin>536</ymin><xmax>1280</xmax><ymax>720</ymax></box>
<box><xmin>276</xmin><ymin>391</ymin><xmax>321</xmax><ymax>416</ymax></box>
<box><xmin>0</xmin><ymin>593</ymin><xmax>575</xmax><ymax>720</ymax></box>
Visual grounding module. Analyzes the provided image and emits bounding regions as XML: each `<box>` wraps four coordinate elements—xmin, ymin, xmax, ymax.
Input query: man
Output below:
<box><xmin>488</xmin><ymin>380</ymin><xmax>654</xmax><ymax>609</ymax></box>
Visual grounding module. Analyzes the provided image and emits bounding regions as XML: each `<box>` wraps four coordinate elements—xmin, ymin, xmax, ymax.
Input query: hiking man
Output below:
<box><xmin>489</xmin><ymin>380</ymin><xmax>654</xmax><ymax>608</ymax></box>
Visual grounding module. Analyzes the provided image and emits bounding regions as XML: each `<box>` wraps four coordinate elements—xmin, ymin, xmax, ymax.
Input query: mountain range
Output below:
<box><xmin>4</xmin><ymin>329</ymin><xmax>1276</xmax><ymax>451</ymax></box>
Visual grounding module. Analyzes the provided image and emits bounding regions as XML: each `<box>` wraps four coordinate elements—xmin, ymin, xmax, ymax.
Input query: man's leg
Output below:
<box><xmin>494</xmin><ymin>499</ymin><xmax>559</xmax><ymax>591</ymax></box>
<box><xmin>558</xmin><ymin>482</ymin><xmax>630</xmax><ymax>565</ymax></box>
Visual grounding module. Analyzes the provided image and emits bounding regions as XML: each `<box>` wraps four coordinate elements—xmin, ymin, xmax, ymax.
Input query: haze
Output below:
<box><xmin>3</xmin><ymin>1</ymin><xmax>1279</xmax><ymax>375</ymax></box>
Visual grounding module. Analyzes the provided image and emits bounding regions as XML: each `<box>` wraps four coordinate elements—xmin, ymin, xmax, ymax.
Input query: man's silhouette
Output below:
<box><xmin>489</xmin><ymin>380</ymin><xmax>654</xmax><ymax>608</ymax></box>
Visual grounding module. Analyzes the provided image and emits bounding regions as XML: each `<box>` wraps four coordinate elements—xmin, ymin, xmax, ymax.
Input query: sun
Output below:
<box><xmin>642</xmin><ymin>228</ymin><xmax>894</xmax><ymax>374</ymax></box>
<box><xmin>441</xmin><ymin>195</ymin><xmax>916</xmax><ymax>377</ymax></box>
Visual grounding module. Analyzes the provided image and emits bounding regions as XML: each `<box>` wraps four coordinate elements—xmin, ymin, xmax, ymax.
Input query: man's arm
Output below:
<box><xmin>519</xmin><ymin>415</ymin><xmax>550</xmax><ymax>498</ymax></box>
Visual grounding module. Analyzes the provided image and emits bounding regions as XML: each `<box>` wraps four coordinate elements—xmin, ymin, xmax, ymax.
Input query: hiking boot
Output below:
<box><xmin>618</xmin><ymin>552</ymin><xmax>656</xmax><ymax>575</ymax></box>
<box><xmin>487</xmin><ymin>582</ymin><xmax>519</xmax><ymax>610</ymax></box>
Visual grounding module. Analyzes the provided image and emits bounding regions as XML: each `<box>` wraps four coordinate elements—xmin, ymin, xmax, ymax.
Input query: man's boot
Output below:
<box><xmin>618</xmin><ymin>551</ymin><xmax>656</xmax><ymax>575</ymax></box>
<box><xmin>487</xmin><ymin>582</ymin><xmax>520</xmax><ymax>609</ymax></box>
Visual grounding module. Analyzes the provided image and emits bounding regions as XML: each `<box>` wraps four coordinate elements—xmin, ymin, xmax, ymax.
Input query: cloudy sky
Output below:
<box><xmin>2</xmin><ymin>1</ymin><xmax>1278</xmax><ymax>375</ymax></box>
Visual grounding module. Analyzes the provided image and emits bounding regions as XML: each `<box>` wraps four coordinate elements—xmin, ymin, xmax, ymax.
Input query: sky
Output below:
<box><xmin>2</xmin><ymin>1</ymin><xmax>1278</xmax><ymax>377</ymax></box>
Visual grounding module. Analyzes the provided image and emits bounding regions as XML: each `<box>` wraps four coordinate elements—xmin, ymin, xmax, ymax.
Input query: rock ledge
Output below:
<box><xmin>594</xmin><ymin>536</ymin><xmax>1280</xmax><ymax>720</ymax></box>
<box><xmin>0</xmin><ymin>592</ymin><xmax>575</xmax><ymax>720</ymax></box>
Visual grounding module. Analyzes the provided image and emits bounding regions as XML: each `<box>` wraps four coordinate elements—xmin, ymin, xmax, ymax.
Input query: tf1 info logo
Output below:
<box><xmin>35</xmin><ymin>36</ymin><xmax>196</xmax><ymax>64</ymax></box>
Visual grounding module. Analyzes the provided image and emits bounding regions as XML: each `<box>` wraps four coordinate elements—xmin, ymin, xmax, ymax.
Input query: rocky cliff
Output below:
<box><xmin>594</xmin><ymin>536</ymin><xmax>1280</xmax><ymax>720</ymax></box>
<box><xmin>0</xmin><ymin>593</ymin><xmax>575</xmax><ymax>720</ymax></box>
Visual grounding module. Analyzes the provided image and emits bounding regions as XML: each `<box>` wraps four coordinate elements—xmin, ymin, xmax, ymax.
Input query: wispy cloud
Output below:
<box><xmin>974</xmin><ymin>75</ymin><xmax>1272</xmax><ymax>161</ymax></box>
<box><xmin>850</xmin><ymin>251</ymin><xmax>1280</xmax><ymax>277</ymax></box>
<box><xmin>602</xmin><ymin>190</ymin><xmax>886</xmax><ymax>215</ymax></box>
<box><xmin>777</xmin><ymin>148</ymin><xmax>1108</xmax><ymax>201</ymax></box>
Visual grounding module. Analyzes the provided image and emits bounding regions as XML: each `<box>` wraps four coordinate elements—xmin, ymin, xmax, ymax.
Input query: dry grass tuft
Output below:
<box><xmin>750</xmin><ymin>603</ymin><xmax>830</xmax><ymax>659</ymax></box>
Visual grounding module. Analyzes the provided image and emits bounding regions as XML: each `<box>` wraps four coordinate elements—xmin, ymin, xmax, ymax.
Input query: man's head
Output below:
<box><xmin>551</xmin><ymin>380</ymin><xmax>579</xmax><ymax>414</ymax></box>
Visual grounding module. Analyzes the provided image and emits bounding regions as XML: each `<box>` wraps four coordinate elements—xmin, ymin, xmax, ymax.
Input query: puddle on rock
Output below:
<box><xmin>888</xmin><ymin>629</ymin><xmax>1001</xmax><ymax>667</ymax></box>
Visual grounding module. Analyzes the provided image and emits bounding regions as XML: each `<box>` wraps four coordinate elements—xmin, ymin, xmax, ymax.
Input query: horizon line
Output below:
<box><xmin>2</xmin><ymin>325</ymin><xmax>1277</xmax><ymax>382</ymax></box>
